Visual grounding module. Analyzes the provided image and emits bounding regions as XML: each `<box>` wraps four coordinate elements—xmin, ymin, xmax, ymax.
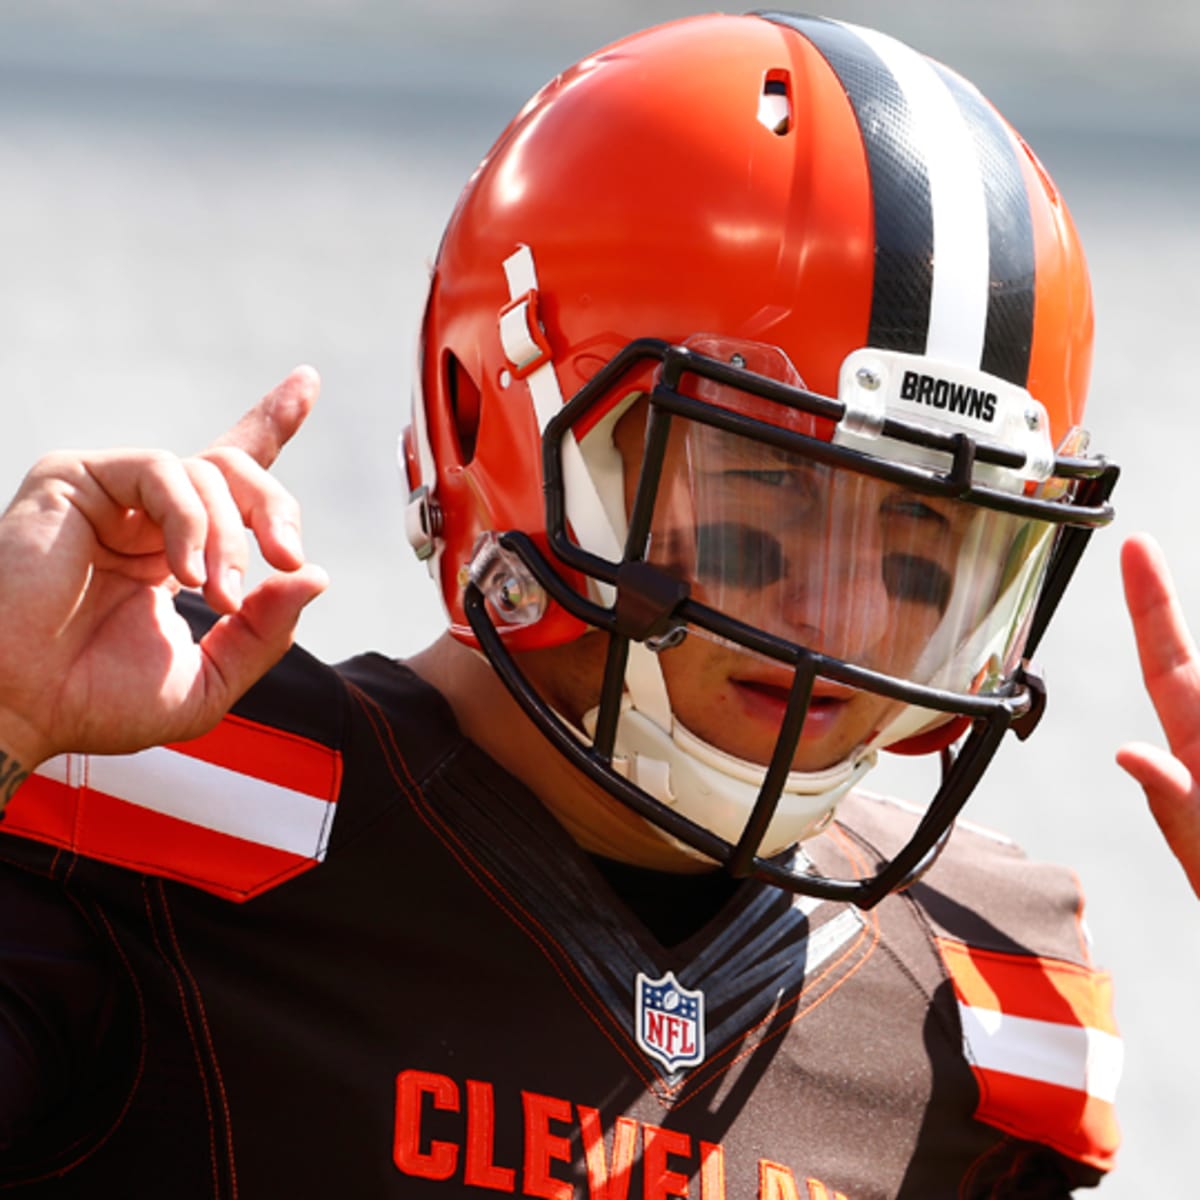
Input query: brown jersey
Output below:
<box><xmin>0</xmin><ymin>620</ymin><xmax>1119</xmax><ymax>1197</ymax></box>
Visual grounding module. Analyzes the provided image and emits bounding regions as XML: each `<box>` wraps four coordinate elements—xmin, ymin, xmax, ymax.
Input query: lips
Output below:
<box><xmin>730</xmin><ymin>677</ymin><xmax>852</xmax><ymax>738</ymax></box>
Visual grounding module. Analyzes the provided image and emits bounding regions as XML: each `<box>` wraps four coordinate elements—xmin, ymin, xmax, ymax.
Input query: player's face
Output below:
<box><xmin>608</xmin><ymin>401</ymin><xmax>965</xmax><ymax>770</ymax></box>
<box><xmin>521</xmin><ymin>398</ymin><xmax>972</xmax><ymax>775</ymax></box>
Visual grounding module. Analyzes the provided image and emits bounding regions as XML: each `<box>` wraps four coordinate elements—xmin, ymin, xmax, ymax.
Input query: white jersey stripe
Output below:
<box><xmin>849</xmin><ymin>24</ymin><xmax>991</xmax><ymax>367</ymax></box>
<box><xmin>36</xmin><ymin>749</ymin><xmax>334</xmax><ymax>860</ymax></box>
<box><xmin>958</xmin><ymin>1001</ymin><xmax>1124</xmax><ymax>1104</ymax></box>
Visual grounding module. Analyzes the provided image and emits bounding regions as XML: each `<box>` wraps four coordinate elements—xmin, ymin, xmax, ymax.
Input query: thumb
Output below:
<box><xmin>196</xmin><ymin>564</ymin><xmax>329</xmax><ymax>708</ymax></box>
<box><xmin>209</xmin><ymin>365</ymin><xmax>321</xmax><ymax>470</ymax></box>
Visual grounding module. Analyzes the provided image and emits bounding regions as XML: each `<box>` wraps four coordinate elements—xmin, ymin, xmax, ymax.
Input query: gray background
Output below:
<box><xmin>2</xmin><ymin>1</ymin><xmax>1196</xmax><ymax>1191</ymax></box>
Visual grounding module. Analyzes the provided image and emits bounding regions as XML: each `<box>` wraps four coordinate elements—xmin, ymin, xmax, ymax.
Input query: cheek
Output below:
<box><xmin>656</xmin><ymin>640</ymin><xmax>740</xmax><ymax>723</ymax></box>
<box><xmin>657</xmin><ymin>637</ymin><xmax>723</xmax><ymax>688</ymax></box>
<box><xmin>516</xmin><ymin>633</ymin><xmax>610</xmax><ymax>724</ymax></box>
<box><xmin>885</xmin><ymin>601</ymin><xmax>945</xmax><ymax>660</ymax></box>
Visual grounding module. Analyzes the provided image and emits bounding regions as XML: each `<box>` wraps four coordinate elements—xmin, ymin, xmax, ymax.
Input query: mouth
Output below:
<box><xmin>730</xmin><ymin>677</ymin><xmax>852</xmax><ymax>737</ymax></box>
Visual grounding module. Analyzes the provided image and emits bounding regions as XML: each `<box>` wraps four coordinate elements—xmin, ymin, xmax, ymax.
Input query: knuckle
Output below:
<box><xmin>140</xmin><ymin>447</ymin><xmax>181</xmax><ymax>473</ymax></box>
<box><xmin>199</xmin><ymin>444</ymin><xmax>246</xmax><ymax>471</ymax></box>
<box><xmin>271</xmin><ymin>490</ymin><xmax>302</xmax><ymax>525</ymax></box>
<box><xmin>136</xmin><ymin>449</ymin><xmax>193</xmax><ymax>497</ymax></box>
<box><xmin>184</xmin><ymin>453</ymin><xmax>227</xmax><ymax>487</ymax></box>
<box><xmin>22</xmin><ymin>452</ymin><xmax>85</xmax><ymax>497</ymax></box>
<box><xmin>28</xmin><ymin>449</ymin><xmax>75</xmax><ymax>477</ymax></box>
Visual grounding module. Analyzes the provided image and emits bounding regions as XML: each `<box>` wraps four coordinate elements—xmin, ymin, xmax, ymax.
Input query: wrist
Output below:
<box><xmin>0</xmin><ymin>715</ymin><xmax>49</xmax><ymax>819</ymax></box>
<box><xmin>0</xmin><ymin>747</ymin><xmax>31</xmax><ymax>819</ymax></box>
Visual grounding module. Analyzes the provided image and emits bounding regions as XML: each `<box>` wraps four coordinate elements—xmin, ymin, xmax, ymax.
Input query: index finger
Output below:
<box><xmin>1121</xmin><ymin>531</ymin><xmax>1200</xmax><ymax>756</ymax></box>
<box><xmin>207</xmin><ymin>365</ymin><xmax>321</xmax><ymax>470</ymax></box>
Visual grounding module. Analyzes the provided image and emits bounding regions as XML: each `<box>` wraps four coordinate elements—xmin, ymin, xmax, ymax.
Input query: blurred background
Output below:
<box><xmin>2</xmin><ymin>1</ymin><xmax>1196</xmax><ymax>1190</ymax></box>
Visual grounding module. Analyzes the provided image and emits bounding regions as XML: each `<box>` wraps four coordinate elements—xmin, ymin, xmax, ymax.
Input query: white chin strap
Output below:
<box><xmin>582</xmin><ymin>642</ymin><xmax>876</xmax><ymax>862</ymax></box>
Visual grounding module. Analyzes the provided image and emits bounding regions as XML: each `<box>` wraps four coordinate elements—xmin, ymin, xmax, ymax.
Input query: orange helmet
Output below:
<box><xmin>403</xmin><ymin>12</ymin><xmax>1117</xmax><ymax>905</ymax></box>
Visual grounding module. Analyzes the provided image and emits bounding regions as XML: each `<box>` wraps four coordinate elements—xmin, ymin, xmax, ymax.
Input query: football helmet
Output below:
<box><xmin>402</xmin><ymin>11</ymin><xmax>1117</xmax><ymax>906</ymax></box>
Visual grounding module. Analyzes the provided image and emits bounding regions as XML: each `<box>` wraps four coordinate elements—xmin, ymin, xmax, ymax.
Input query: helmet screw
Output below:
<box><xmin>498</xmin><ymin>577</ymin><xmax>524</xmax><ymax>611</ymax></box>
<box><xmin>1025</xmin><ymin>407</ymin><xmax>1042</xmax><ymax>431</ymax></box>
<box><xmin>730</xmin><ymin>353</ymin><xmax>746</xmax><ymax>368</ymax></box>
<box><xmin>856</xmin><ymin>367</ymin><xmax>882</xmax><ymax>391</ymax></box>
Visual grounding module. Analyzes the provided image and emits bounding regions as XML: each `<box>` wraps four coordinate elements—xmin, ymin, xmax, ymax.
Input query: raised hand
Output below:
<box><xmin>0</xmin><ymin>367</ymin><xmax>329</xmax><ymax>793</ymax></box>
<box><xmin>1117</xmin><ymin>532</ymin><xmax>1200</xmax><ymax>897</ymax></box>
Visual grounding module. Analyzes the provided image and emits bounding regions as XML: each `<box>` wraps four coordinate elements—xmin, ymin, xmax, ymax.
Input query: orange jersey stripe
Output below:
<box><xmin>974</xmin><ymin>1068</ymin><xmax>1120</xmax><ymax>1171</ymax></box>
<box><xmin>938</xmin><ymin>937</ymin><xmax>1118</xmax><ymax>1035</ymax></box>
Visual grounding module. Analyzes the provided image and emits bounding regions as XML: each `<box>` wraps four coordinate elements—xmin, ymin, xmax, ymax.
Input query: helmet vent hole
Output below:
<box><xmin>446</xmin><ymin>351</ymin><xmax>482</xmax><ymax>464</ymax></box>
<box><xmin>758</xmin><ymin>70</ymin><xmax>792</xmax><ymax>135</ymax></box>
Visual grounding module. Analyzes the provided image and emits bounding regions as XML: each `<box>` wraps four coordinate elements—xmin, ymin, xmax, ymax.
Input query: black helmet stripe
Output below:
<box><xmin>757</xmin><ymin>12</ymin><xmax>1036</xmax><ymax>387</ymax></box>
<box><xmin>765</xmin><ymin>13</ymin><xmax>934</xmax><ymax>357</ymax></box>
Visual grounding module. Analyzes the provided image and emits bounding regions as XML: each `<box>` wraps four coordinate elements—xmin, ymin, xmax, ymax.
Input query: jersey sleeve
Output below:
<box><xmin>836</xmin><ymin>791</ymin><xmax>1122</xmax><ymax>1186</ymax></box>
<box><xmin>913</xmin><ymin>811</ymin><xmax>1121</xmax><ymax>1180</ymax></box>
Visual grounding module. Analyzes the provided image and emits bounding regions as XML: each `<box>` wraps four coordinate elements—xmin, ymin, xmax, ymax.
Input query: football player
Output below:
<box><xmin>0</xmin><ymin>12</ymin><xmax>1122</xmax><ymax>1197</ymax></box>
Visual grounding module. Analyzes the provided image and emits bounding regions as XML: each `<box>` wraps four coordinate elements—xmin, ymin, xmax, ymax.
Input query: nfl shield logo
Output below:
<box><xmin>635</xmin><ymin>970</ymin><xmax>705</xmax><ymax>1071</ymax></box>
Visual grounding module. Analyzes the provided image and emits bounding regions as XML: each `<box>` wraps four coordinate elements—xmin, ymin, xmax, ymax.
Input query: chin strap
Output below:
<box><xmin>585</xmin><ymin>638</ymin><xmax>877</xmax><ymax>859</ymax></box>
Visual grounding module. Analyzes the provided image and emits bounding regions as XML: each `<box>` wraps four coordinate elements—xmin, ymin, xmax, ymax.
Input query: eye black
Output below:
<box><xmin>883</xmin><ymin>553</ymin><xmax>952</xmax><ymax>612</ymax></box>
<box><xmin>695</xmin><ymin>523</ymin><xmax>786</xmax><ymax>588</ymax></box>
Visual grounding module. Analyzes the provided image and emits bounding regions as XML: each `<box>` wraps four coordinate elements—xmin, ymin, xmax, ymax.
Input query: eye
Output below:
<box><xmin>724</xmin><ymin>468</ymin><xmax>790</xmax><ymax>488</ymax></box>
<box><xmin>881</xmin><ymin>494</ymin><xmax>948</xmax><ymax>526</ymax></box>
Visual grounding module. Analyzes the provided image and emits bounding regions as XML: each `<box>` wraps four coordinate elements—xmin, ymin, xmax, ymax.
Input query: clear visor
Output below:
<box><xmin>603</xmin><ymin>375</ymin><xmax>1057</xmax><ymax>769</ymax></box>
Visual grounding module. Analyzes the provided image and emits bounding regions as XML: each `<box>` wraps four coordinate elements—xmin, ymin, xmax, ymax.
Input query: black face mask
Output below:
<box><xmin>465</xmin><ymin>339</ymin><xmax>1118</xmax><ymax>906</ymax></box>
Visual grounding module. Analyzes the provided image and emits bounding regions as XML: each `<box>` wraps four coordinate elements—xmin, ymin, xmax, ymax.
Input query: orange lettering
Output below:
<box><xmin>464</xmin><ymin>1079</ymin><xmax>516</xmax><ymax>1192</ymax></box>
<box><xmin>578</xmin><ymin>1106</ymin><xmax>638</xmax><ymax>1200</ymax></box>
<box><xmin>699</xmin><ymin>1141</ymin><xmax>726</xmax><ymax>1200</ymax></box>
<box><xmin>393</xmin><ymin>1069</ymin><xmax>459</xmax><ymax>1180</ymax></box>
<box><xmin>759</xmin><ymin>1160</ymin><xmax>801</xmax><ymax>1200</ymax></box>
<box><xmin>522</xmin><ymin>1090</ymin><xmax>574</xmax><ymax>1200</ymax></box>
<box><xmin>806</xmin><ymin>1182</ymin><xmax>848</xmax><ymax>1200</ymax></box>
<box><xmin>644</xmin><ymin>1124</ymin><xmax>691</xmax><ymax>1199</ymax></box>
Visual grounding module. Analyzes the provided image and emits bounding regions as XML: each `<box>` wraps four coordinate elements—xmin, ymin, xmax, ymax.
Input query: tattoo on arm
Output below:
<box><xmin>0</xmin><ymin>750</ymin><xmax>29</xmax><ymax>818</ymax></box>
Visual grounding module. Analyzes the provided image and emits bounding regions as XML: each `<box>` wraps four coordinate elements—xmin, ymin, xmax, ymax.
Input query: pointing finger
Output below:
<box><xmin>208</xmin><ymin>365</ymin><xmax>320</xmax><ymax>470</ymax></box>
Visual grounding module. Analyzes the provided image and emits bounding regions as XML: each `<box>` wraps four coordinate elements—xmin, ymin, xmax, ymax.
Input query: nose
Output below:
<box><xmin>775</xmin><ymin>516</ymin><xmax>893</xmax><ymax>667</ymax></box>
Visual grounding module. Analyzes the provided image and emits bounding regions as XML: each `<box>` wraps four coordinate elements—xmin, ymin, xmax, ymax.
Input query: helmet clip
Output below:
<box><xmin>614</xmin><ymin>559</ymin><xmax>690</xmax><ymax>646</ymax></box>
<box><xmin>1010</xmin><ymin>660</ymin><xmax>1048</xmax><ymax>742</ymax></box>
